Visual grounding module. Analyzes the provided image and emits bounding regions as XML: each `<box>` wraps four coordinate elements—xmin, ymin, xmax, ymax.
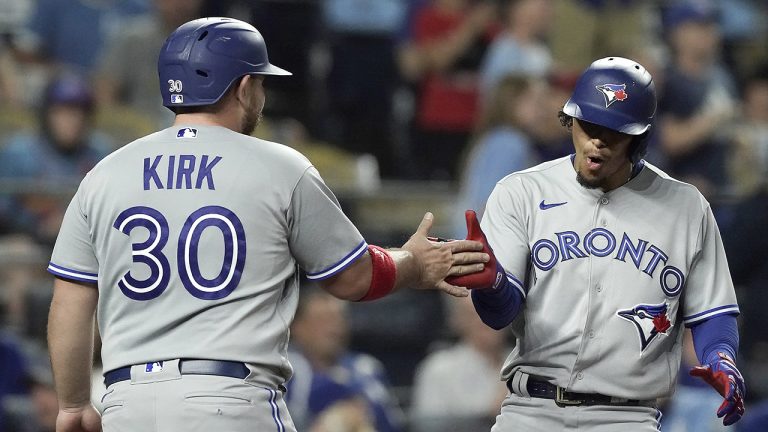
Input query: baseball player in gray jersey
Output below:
<box><xmin>45</xmin><ymin>18</ymin><xmax>489</xmax><ymax>432</ymax></box>
<box><xmin>450</xmin><ymin>57</ymin><xmax>746</xmax><ymax>431</ymax></box>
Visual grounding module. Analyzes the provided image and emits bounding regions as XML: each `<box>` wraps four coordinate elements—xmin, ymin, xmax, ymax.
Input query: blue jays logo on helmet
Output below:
<box><xmin>596</xmin><ymin>83</ymin><xmax>628</xmax><ymax>107</ymax></box>
<box><xmin>617</xmin><ymin>302</ymin><xmax>672</xmax><ymax>351</ymax></box>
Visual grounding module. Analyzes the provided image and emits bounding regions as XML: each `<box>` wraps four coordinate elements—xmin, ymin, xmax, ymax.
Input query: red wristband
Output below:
<box><xmin>358</xmin><ymin>245</ymin><xmax>397</xmax><ymax>301</ymax></box>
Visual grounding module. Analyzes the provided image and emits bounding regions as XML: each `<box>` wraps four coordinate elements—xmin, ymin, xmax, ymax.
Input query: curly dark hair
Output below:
<box><xmin>558</xmin><ymin>110</ymin><xmax>573</xmax><ymax>130</ymax></box>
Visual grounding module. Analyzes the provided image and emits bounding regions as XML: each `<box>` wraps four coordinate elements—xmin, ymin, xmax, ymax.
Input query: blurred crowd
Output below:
<box><xmin>0</xmin><ymin>0</ymin><xmax>767</xmax><ymax>431</ymax></box>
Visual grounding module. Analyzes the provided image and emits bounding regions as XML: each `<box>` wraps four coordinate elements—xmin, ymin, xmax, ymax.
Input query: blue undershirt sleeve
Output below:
<box><xmin>471</xmin><ymin>277</ymin><xmax>524</xmax><ymax>330</ymax></box>
<box><xmin>690</xmin><ymin>313</ymin><xmax>739</xmax><ymax>365</ymax></box>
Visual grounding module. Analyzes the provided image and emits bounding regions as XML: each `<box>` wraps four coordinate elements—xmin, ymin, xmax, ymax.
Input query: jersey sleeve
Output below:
<box><xmin>288</xmin><ymin>167</ymin><xmax>367</xmax><ymax>280</ymax></box>
<box><xmin>48</xmin><ymin>177</ymin><xmax>99</xmax><ymax>283</ymax></box>
<box><xmin>480</xmin><ymin>178</ymin><xmax>530</xmax><ymax>297</ymax></box>
<box><xmin>682</xmin><ymin>204</ymin><xmax>739</xmax><ymax>326</ymax></box>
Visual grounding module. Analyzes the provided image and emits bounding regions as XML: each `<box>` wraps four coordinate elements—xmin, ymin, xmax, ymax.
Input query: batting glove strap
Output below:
<box><xmin>689</xmin><ymin>352</ymin><xmax>746</xmax><ymax>426</ymax></box>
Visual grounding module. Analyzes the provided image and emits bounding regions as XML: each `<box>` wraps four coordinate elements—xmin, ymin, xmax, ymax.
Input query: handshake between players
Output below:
<box><xmin>412</xmin><ymin>210</ymin><xmax>503</xmax><ymax>294</ymax></box>
<box><xmin>402</xmin><ymin>211</ymin><xmax>497</xmax><ymax>296</ymax></box>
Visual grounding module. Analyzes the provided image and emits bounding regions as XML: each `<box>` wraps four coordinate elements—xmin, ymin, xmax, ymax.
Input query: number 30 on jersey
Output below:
<box><xmin>113</xmin><ymin>205</ymin><xmax>246</xmax><ymax>301</ymax></box>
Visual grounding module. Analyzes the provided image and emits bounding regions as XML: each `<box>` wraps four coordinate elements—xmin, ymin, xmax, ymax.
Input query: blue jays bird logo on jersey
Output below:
<box><xmin>617</xmin><ymin>302</ymin><xmax>672</xmax><ymax>351</ymax></box>
<box><xmin>596</xmin><ymin>83</ymin><xmax>628</xmax><ymax>107</ymax></box>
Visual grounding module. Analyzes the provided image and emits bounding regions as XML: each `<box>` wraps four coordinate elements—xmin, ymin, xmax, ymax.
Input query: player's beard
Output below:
<box><xmin>241</xmin><ymin>109</ymin><xmax>263</xmax><ymax>136</ymax></box>
<box><xmin>576</xmin><ymin>171</ymin><xmax>601</xmax><ymax>189</ymax></box>
<box><xmin>575</xmin><ymin>160</ymin><xmax>633</xmax><ymax>190</ymax></box>
<box><xmin>240</xmin><ymin>85</ymin><xmax>264</xmax><ymax>135</ymax></box>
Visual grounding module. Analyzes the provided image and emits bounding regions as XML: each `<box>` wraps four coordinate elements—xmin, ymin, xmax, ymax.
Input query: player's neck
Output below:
<box><xmin>601</xmin><ymin>162</ymin><xmax>633</xmax><ymax>192</ymax></box>
<box><xmin>174</xmin><ymin>112</ymin><xmax>239</xmax><ymax>131</ymax></box>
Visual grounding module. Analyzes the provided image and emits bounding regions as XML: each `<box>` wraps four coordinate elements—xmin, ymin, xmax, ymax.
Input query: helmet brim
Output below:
<box><xmin>563</xmin><ymin>100</ymin><xmax>651</xmax><ymax>136</ymax></box>
<box><xmin>259</xmin><ymin>63</ymin><xmax>292</xmax><ymax>76</ymax></box>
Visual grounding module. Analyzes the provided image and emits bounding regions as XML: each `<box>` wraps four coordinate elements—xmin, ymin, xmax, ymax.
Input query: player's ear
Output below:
<box><xmin>234</xmin><ymin>75</ymin><xmax>251</xmax><ymax>106</ymax></box>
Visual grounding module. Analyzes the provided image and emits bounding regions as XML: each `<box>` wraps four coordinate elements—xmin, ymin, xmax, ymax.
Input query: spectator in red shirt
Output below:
<box><xmin>398</xmin><ymin>0</ymin><xmax>500</xmax><ymax>180</ymax></box>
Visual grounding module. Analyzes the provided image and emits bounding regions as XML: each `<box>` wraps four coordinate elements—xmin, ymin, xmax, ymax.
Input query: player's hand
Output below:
<box><xmin>56</xmin><ymin>404</ymin><xmax>102</xmax><ymax>432</ymax></box>
<box><xmin>445</xmin><ymin>210</ymin><xmax>502</xmax><ymax>290</ymax></box>
<box><xmin>689</xmin><ymin>352</ymin><xmax>746</xmax><ymax>426</ymax></box>
<box><xmin>402</xmin><ymin>212</ymin><xmax>486</xmax><ymax>297</ymax></box>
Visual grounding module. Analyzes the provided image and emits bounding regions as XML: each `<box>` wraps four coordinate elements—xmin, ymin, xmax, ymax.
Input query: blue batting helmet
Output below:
<box><xmin>562</xmin><ymin>57</ymin><xmax>656</xmax><ymax>163</ymax></box>
<box><xmin>158</xmin><ymin>17</ymin><xmax>291</xmax><ymax>110</ymax></box>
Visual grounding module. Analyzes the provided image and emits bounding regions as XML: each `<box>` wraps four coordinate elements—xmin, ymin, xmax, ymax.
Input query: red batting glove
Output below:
<box><xmin>445</xmin><ymin>210</ymin><xmax>501</xmax><ymax>289</ymax></box>
<box><xmin>689</xmin><ymin>352</ymin><xmax>746</xmax><ymax>426</ymax></box>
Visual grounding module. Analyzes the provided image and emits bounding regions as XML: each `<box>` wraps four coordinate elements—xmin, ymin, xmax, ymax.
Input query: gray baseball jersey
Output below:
<box><xmin>48</xmin><ymin>125</ymin><xmax>367</xmax><ymax>388</ymax></box>
<box><xmin>481</xmin><ymin>156</ymin><xmax>739</xmax><ymax>400</ymax></box>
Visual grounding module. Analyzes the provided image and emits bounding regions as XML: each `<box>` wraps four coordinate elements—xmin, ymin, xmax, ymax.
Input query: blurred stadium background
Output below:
<box><xmin>1</xmin><ymin>0</ymin><xmax>767</xmax><ymax>431</ymax></box>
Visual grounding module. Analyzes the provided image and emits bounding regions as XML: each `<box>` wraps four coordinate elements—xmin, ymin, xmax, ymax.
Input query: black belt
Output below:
<box><xmin>104</xmin><ymin>359</ymin><xmax>249</xmax><ymax>387</ymax></box>
<box><xmin>509</xmin><ymin>377</ymin><xmax>656</xmax><ymax>408</ymax></box>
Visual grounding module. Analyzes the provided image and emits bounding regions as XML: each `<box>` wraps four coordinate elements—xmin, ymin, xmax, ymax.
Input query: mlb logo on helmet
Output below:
<box><xmin>177</xmin><ymin>128</ymin><xmax>197</xmax><ymax>138</ymax></box>
<box><xmin>171</xmin><ymin>94</ymin><xmax>184</xmax><ymax>104</ymax></box>
<box><xmin>595</xmin><ymin>83</ymin><xmax>628</xmax><ymax>107</ymax></box>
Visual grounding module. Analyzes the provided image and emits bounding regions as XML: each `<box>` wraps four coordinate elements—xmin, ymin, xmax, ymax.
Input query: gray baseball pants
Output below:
<box><xmin>99</xmin><ymin>359</ymin><xmax>296</xmax><ymax>432</ymax></box>
<box><xmin>492</xmin><ymin>372</ymin><xmax>662</xmax><ymax>431</ymax></box>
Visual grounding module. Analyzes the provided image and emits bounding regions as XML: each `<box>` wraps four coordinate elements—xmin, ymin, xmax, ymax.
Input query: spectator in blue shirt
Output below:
<box><xmin>453</xmin><ymin>74</ymin><xmax>549</xmax><ymax>237</ymax></box>
<box><xmin>0</xmin><ymin>329</ymin><xmax>30</xmax><ymax>430</ymax></box>
<box><xmin>0</xmin><ymin>73</ymin><xmax>112</xmax><ymax>243</ymax></box>
<box><xmin>657</xmin><ymin>0</ymin><xmax>738</xmax><ymax>198</ymax></box>
<box><xmin>14</xmin><ymin>0</ymin><xmax>148</xmax><ymax>73</ymax></box>
<box><xmin>286</xmin><ymin>285</ymin><xmax>404</xmax><ymax>432</ymax></box>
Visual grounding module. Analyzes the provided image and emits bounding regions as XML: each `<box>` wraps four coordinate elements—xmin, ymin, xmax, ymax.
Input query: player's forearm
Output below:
<box><xmin>691</xmin><ymin>314</ymin><xmax>739</xmax><ymax>364</ymax></box>
<box><xmin>321</xmin><ymin>249</ymin><xmax>416</xmax><ymax>301</ymax></box>
<box><xmin>48</xmin><ymin>278</ymin><xmax>98</xmax><ymax>408</ymax></box>
<box><xmin>471</xmin><ymin>279</ymin><xmax>524</xmax><ymax>330</ymax></box>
